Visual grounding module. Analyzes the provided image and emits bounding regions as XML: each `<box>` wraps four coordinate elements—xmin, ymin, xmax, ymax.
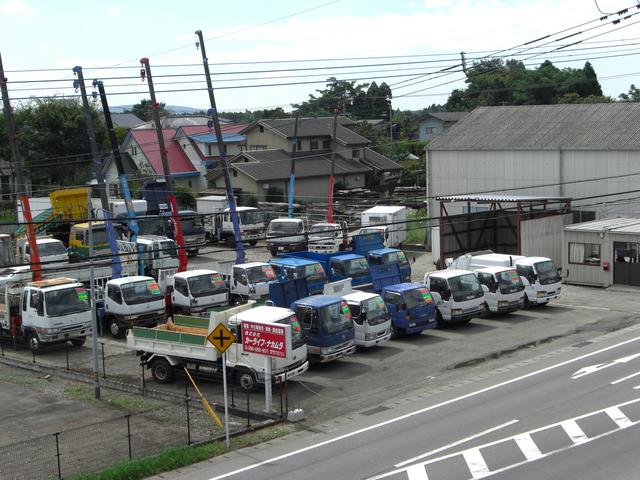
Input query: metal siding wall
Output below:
<box><xmin>521</xmin><ymin>214</ymin><xmax>572</xmax><ymax>266</ymax></box>
<box><xmin>562</xmin><ymin>229</ymin><xmax>608</xmax><ymax>287</ymax></box>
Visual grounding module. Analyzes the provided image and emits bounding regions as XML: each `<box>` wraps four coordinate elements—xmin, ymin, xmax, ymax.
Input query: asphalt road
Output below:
<box><xmin>150</xmin><ymin>324</ymin><xmax>640</xmax><ymax>480</ymax></box>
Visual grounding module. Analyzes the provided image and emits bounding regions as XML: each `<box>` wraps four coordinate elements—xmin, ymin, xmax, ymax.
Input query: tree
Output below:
<box><xmin>619</xmin><ymin>84</ymin><xmax>640</xmax><ymax>102</ymax></box>
<box><xmin>293</xmin><ymin>77</ymin><xmax>371</xmax><ymax>117</ymax></box>
<box><xmin>129</xmin><ymin>99</ymin><xmax>167</xmax><ymax>122</ymax></box>
<box><xmin>174</xmin><ymin>184</ymin><xmax>196</xmax><ymax>209</ymax></box>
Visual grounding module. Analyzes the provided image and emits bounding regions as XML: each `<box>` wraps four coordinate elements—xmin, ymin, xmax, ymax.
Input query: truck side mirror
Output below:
<box><xmin>481</xmin><ymin>284</ymin><xmax>489</xmax><ymax>294</ymax></box>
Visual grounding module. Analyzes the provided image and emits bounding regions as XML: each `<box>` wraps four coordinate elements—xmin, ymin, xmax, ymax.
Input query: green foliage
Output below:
<box><xmin>445</xmin><ymin>59</ymin><xmax>604</xmax><ymax>110</ymax></box>
<box><xmin>0</xmin><ymin>97</ymin><xmax>108</xmax><ymax>186</ymax></box>
<box><xmin>128</xmin><ymin>99</ymin><xmax>167</xmax><ymax>122</ymax></box>
<box><xmin>239</xmin><ymin>193</ymin><xmax>258</xmax><ymax>208</ymax></box>
<box><xmin>619</xmin><ymin>84</ymin><xmax>640</xmax><ymax>102</ymax></box>
<box><xmin>174</xmin><ymin>185</ymin><xmax>196</xmax><ymax>209</ymax></box>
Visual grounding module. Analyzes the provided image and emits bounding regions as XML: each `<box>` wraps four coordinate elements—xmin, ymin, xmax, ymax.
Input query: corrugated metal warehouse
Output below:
<box><xmin>563</xmin><ymin>217</ymin><xmax>640</xmax><ymax>287</ymax></box>
<box><xmin>426</xmin><ymin>103</ymin><xmax>640</xmax><ymax>221</ymax></box>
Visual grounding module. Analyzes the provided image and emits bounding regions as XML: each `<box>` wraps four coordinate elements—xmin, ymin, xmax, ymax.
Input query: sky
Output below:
<box><xmin>1</xmin><ymin>0</ymin><xmax>639</xmax><ymax>114</ymax></box>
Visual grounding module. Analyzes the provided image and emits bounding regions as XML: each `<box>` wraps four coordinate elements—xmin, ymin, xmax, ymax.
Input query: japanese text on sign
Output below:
<box><xmin>241</xmin><ymin>321</ymin><xmax>288</xmax><ymax>358</ymax></box>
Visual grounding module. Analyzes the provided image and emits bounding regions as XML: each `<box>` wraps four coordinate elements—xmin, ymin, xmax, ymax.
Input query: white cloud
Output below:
<box><xmin>424</xmin><ymin>0</ymin><xmax>455</xmax><ymax>9</ymax></box>
<box><xmin>0</xmin><ymin>0</ymin><xmax>36</xmax><ymax>16</ymax></box>
<box><xmin>107</xmin><ymin>3</ymin><xmax>122</xmax><ymax>17</ymax></box>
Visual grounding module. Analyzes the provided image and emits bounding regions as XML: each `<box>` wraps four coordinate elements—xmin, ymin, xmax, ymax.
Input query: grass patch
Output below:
<box><xmin>70</xmin><ymin>423</ymin><xmax>298</xmax><ymax>480</ymax></box>
<box><xmin>63</xmin><ymin>385</ymin><xmax>164</xmax><ymax>412</ymax></box>
<box><xmin>405</xmin><ymin>208</ymin><xmax>427</xmax><ymax>245</ymax></box>
<box><xmin>0</xmin><ymin>372</ymin><xmax>49</xmax><ymax>388</ymax></box>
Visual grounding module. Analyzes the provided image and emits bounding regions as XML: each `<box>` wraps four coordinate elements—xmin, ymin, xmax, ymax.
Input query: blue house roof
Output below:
<box><xmin>189</xmin><ymin>133</ymin><xmax>246</xmax><ymax>143</ymax></box>
<box><xmin>384</xmin><ymin>282</ymin><xmax>425</xmax><ymax>294</ymax></box>
<box><xmin>292</xmin><ymin>295</ymin><xmax>343</xmax><ymax>308</ymax></box>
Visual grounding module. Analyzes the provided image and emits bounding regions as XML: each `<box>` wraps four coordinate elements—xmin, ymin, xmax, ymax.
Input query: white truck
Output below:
<box><xmin>103</xmin><ymin>276</ymin><xmax>166</xmax><ymax>338</ymax></box>
<box><xmin>127</xmin><ymin>301</ymin><xmax>309</xmax><ymax>391</ymax></box>
<box><xmin>0</xmin><ymin>277</ymin><xmax>92</xmax><ymax>352</ymax></box>
<box><xmin>135</xmin><ymin>235</ymin><xmax>179</xmax><ymax>290</ymax></box>
<box><xmin>359</xmin><ymin>206</ymin><xmax>407</xmax><ymax>248</ymax></box>
<box><xmin>216</xmin><ymin>260</ymin><xmax>277</xmax><ymax>305</ymax></box>
<box><xmin>169</xmin><ymin>269</ymin><xmax>228</xmax><ymax>316</ymax></box>
<box><xmin>473</xmin><ymin>266</ymin><xmax>526</xmax><ymax>314</ymax></box>
<box><xmin>423</xmin><ymin>269</ymin><xmax>486</xmax><ymax>325</ymax></box>
<box><xmin>17</xmin><ymin>237</ymin><xmax>69</xmax><ymax>267</ymax></box>
<box><xmin>266</xmin><ymin>217</ymin><xmax>308</xmax><ymax>256</ymax></box>
<box><xmin>196</xmin><ymin>195</ymin><xmax>264</xmax><ymax>247</ymax></box>
<box><xmin>324</xmin><ymin>279</ymin><xmax>392</xmax><ymax>348</ymax></box>
<box><xmin>451</xmin><ymin>252</ymin><xmax>562</xmax><ymax>307</ymax></box>
<box><xmin>307</xmin><ymin>222</ymin><xmax>348</xmax><ymax>253</ymax></box>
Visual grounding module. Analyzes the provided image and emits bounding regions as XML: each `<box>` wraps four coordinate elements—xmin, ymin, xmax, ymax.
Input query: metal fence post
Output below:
<box><xmin>32</xmin><ymin>342</ymin><xmax>36</xmax><ymax>363</ymax></box>
<box><xmin>140</xmin><ymin>362</ymin><xmax>146</xmax><ymax>394</ymax></box>
<box><xmin>54</xmin><ymin>432</ymin><xmax>62</xmax><ymax>480</ymax></box>
<box><xmin>100</xmin><ymin>342</ymin><xmax>106</xmax><ymax>378</ymax></box>
<box><xmin>65</xmin><ymin>343</ymin><xmax>70</xmax><ymax>371</ymax></box>
<box><xmin>1</xmin><ymin>338</ymin><xmax>4</xmax><ymax>356</ymax></box>
<box><xmin>125</xmin><ymin>414</ymin><xmax>132</xmax><ymax>459</ymax></box>
<box><xmin>246</xmin><ymin>390</ymin><xmax>250</xmax><ymax>428</ymax></box>
<box><xmin>185</xmin><ymin>397</ymin><xmax>191</xmax><ymax>446</ymax></box>
<box><xmin>279</xmin><ymin>380</ymin><xmax>284</xmax><ymax>419</ymax></box>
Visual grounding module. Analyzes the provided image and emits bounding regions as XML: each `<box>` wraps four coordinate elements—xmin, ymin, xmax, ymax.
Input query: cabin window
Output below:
<box><xmin>569</xmin><ymin>242</ymin><xmax>601</xmax><ymax>266</ymax></box>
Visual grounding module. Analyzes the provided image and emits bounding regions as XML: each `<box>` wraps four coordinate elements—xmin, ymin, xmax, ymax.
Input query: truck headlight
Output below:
<box><xmin>451</xmin><ymin>308</ymin><xmax>462</xmax><ymax>314</ymax></box>
<box><xmin>497</xmin><ymin>300</ymin><xmax>507</xmax><ymax>306</ymax></box>
<box><xmin>537</xmin><ymin>291</ymin><xmax>546</xmax><ymax>297</ymax></box>
<box><xmin>365</xmin><ymin>332</ymin><xmax>377</xmax><ymax>340</ymax></box>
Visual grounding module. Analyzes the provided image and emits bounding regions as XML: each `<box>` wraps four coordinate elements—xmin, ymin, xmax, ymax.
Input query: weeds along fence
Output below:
<box><xmin>0</xmin><ymin>382</ymin><xmax>283</xmax><ymax>480</ymax></box>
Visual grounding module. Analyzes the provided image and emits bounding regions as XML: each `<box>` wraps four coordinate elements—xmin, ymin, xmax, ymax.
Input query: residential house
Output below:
<box><xmin>110</xmin><ymin>112</ymin><xmax>144</xmax><ymax>129</ymax></box>
<box><xmin>133</xmin><ymin>115</ymin><xmax>232</xmax><ymax>129</ymax></box>
<box><xmin>206</xmin><ymin>116</ymin><xmax>402</xmax><ymax>202</ymax></box>
<box><xmin>418</xmin><ymin>112</ymin><xmax>467</xmax><ymax>142</ymax></box>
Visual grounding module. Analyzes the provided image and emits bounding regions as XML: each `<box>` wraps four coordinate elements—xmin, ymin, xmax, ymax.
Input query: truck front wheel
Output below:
<box><xmin>269</xmin><ymin>248</ymin><xmax>278</xmax><ymax>257</ymax></box>
<box><xmin>27</xmin><ymin>332</ymin><xmax>41</xmax><ymax>354</ymax></box>
<box><xmin>70</xmin><ymin>336</ymin><xmax>86</xmax><ymax>347</ymax></box>
<box><xmin>108</xmin><ymin>318</ymin><xmax>125</xmax><ymax>339</ymax></box>
<box><xmin>151</xmin><ymin>359</ymin><xmax>175</xmax><ymax>384</ymax></box>
<box><xmin>236</xmin><ymin>369</ymin><xmax>257</xmax><ymax>391</ymax></box>
<box><xmin>249</xmin><ymin>240</ymin><xmax>257</xmax><ymax>247</ymax></box>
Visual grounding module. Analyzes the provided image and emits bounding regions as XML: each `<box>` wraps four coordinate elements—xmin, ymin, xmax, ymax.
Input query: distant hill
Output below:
<box><xmin>110</xmin><ymin>105</ymin><xmax>205</xmax><ymax>114</ymax></box>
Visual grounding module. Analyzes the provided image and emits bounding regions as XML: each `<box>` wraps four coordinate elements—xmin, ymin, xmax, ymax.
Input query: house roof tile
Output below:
<box><xmin>129</xmin><ymin>129</ymin><xmax>196</xmax><ymax>174</ymax></box>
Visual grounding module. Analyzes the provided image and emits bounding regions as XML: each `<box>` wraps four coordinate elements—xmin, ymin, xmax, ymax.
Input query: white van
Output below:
<box><xmin>474</xmin><ymin>266</ymin><xmax>525</xmax><ymax>314</ymax></box>
<box><xmin>452</xmin><ymin>253</ymin><xmax>561</xmax><ymax>307</ymax></box>
<box><xmin>423</xmin><ymin>269</ymin><xmax>485</xmax><ymax>325</ymax></box>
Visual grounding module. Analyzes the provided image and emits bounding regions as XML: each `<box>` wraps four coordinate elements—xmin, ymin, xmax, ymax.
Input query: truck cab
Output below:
<box><xmin>221</xmin><ymin>207</ymin><xmax>264</xmax><ymax>247</ymax></box>
<box><xmin>474</xmin><ymin>266</ymin><xmax>525</xmax><ymax>314</ymax></box>
<box><xmin>0</xmin><ymin>278</ymin><xmax>92</xmax><ymax>352</ymax></box>
<box><xmin>424</xmin><ymin>269</ymin><xmax>485</xmax><ymax>325</ymax></box>
<box><xmin>324</xmin><ymin>279</ymin><xmax>392</xmax><ymax>348</ymax></box>
<box><xmin>68</xmin><ymin>222</ymin><xmax>111</xmax><ymax>262</ymax></box>
<box><xmin>328</xmin><ymin>253</ymin><xmax>371</xmax><ymax>288</ymax></box>
<box><xmin>291</xmin><ymin>295</ymin><xmax>355</xmax><ymax>363</ymax></box>
<box><xmin>381</xmin><ymin>282</ymin><xmax>437</xmax><ymax>336</ymax></box>
<box><xmin>367</xmin><ymin>248</ymin><xmax>411</xmax><ymax>283</ymax></box>
<box><xmin>103</xmin><ymin>276</ymin><xmax>166</xmax><ymax>338</ymax></box>
<box><xmin>161</xmin><ymin>210</ymin><xmax>206</xmax><ymax>255</ymax></box>
<box><xmin>136</xmin><ymin>235</ymin><xmax>179</xmax><ymax>283</ymax></box>
<box><xmin>20</xmin><ymin>238</ymin><xmax>69</xmax><ymax>268</ymax></box>
<box><xmin>270</xmin><ymin>257</ymin><xmax>327</xmax><ymax>295</ymax></box>
<box><xmin>308</xmin><ymin>222</ymin><xmax>347</xmax><ymax>253</ymax></box>
<box><xmin>217</xmin><ymin>261</ymin><xmax>277</xmax><ymax>305</ymax></box>
<box><xmin>266</xmin><ymin>218</ymin><xmax>308</xmax><ymax>256</ymax></box>
<box><xmin>170</xmin><ymin>269</ymin><xmax>228</xmax><ymax>316</ymax></box>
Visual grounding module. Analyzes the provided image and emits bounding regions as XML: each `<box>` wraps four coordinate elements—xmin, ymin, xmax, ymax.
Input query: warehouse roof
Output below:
<box><xmin>428</xmin><ymin>103</ymin><xmax>640</xmax><ymax>151</ymax></box>
<box><xmin>565</xmin><ymin>217</ymin><xmax>640</xmax><ymax>234</ymax></box>
<box><xmin>437</xmin><ymin>194</ymin><xmax>571</xmax><ymax>203</ymax></box>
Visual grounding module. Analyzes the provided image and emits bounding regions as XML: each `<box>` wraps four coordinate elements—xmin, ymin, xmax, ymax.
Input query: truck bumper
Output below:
<box><xmin>38</xmin><ymin>326</ymin><xmax>92</xmax><ymax>343</ymax></box>
<box><xmin>358</xmin><ymin>330</ymin><xmax>392</xmax><ymax>347</ymax></box>
<box><xmin>449</xmin><ymin>306</ymin><xmax>484</xmax><ymax>322</ymax></box>
<box><xmin>313</xmin><ymin>344</ymin><xmax>357</xmax><ymax>363</ymax></box>
<box><xmin>274</xmin><ymin>361</ymin><xmax>309</xmax><ymax>383</ymax></box>
<box><xmin>496</xmin><ymin>299</ymin><xmax>525</xmax><ymax>313</ymax></box>
<box><xmin>532</xmin><ymin>289</ymin><xmax>561</xmax><ymax>304</ymax></box>
<box><xmin>117</xmin><ymin>310</ymin><xmax>166</xmax><ymax>328</ymax></box>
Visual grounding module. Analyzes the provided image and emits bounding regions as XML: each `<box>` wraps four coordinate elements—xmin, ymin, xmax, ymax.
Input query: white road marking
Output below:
<box><xmin>560</xmin><ymin>420</ymin><xmax>588</xmax><ymax>444</ymax></box>
<box><xmin>604</xmin><ymin>406</ymin><xmax>633</xmax><ymax>429</ymax></box>
<box><xmin>394</xmin><ymin>420</ymin><xmax>519</xmax><ymax>468</ymax></box>
<box><xmin>207</xmin><ymin>335</ymin><xmax>640</xmax><ymax>480</ymax></box>
<box><xmin>405</xmin><ymin>464</ymin><xmax>428</xmax><ymax>480</ymax></box>
<box><xmin>571</xmin><ymin>352</ymin><xmax>640</xmax><ymax>379</ymax></box>
<box><xmin>513</xmin><ymin>433</ymin><xmax>543</xmax><ymax>461</ymax></box>
<box><xmin>368</xmin><ymin>397</ymin><xmax>640</xmax><ymax>480</ymax></box>
<box><xmin>611</xmin><ymin>370</ymin><xmax>640</xmax><ymax>384</ymax></box>
<box><xmin>462</xmin><ymin>449</ymin><xmax>490</xmax><ymax>479</ymax></box>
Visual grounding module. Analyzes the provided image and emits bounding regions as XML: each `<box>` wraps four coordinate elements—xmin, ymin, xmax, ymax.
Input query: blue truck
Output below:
<box><xmin>269</xmin><ymin>257</ymin><xmax>328</xmax><ymax>295</ymax></box>
<box><xmin>282</xmin><ymin>251</ymin><xmax>372</xmax><ymax>289</ymax></box>
<box><xmin>269</xmin><ymin>278</ymin><xmax>356</xmax><ymax>363</ymax></box>
<box><xmin>380</xmin><ymin>282</ymin><xmax>437</xmax><ymax>336</ymax></box>
<box><xmin>353</xmin><ymin>233</ymin><xmax>412</xmax><ymax>283</ymax></box>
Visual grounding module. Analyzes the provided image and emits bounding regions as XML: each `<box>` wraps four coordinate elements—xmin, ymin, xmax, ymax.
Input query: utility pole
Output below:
<box><xmin>460</xmin><ymin>51</ymin><xmax>468</xmax><ymax>76</ymax></box>
<box><xmin>139</xmin><ymin>57</ymin><xmax>188</xmax><ymax>272</ymax></box>
<box><xmin>87</xmin><ymin>191</ymin><xmax>100</xmax><ymax>399</ymax></box>
<box><xmin>327</xmin><ymin>111</ymin><xmax>338</xmax><ymax>224</ymax></box>
<box><xmin>0</xmin><ymin>51</ymin><xmax>41</xmax><ymax>281</ymax></box>
<box><xmin>73</xmin><ymin>66</ymin><xmax>121</xmax><ymax>278</ymax></box>
<box><xmin>195</xmin><ymin>30</ymin><xmax>245</xmax><ymax>264</ymax></box>
<box><xmin>288</xmin><ymin>116</ymin><xmax>300</xmax><ymax>219</ymax></box>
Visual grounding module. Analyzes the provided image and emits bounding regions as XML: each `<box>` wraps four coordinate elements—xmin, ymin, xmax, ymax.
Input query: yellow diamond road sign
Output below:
<box><xmin>207</xmin><ymin>323</ymin><xmax>236</xmax><ymax>354</ymax></box>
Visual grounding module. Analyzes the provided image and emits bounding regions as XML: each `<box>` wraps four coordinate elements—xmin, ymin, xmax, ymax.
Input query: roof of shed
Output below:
<box><xmin>565</xmin><ymin>217</ymin><xmax>640</xmax><ymax>234</ymax></box>
<box><xmin>428</xmin><ymin>103</ymin><xmax>640</xmax><ymax>151</ymax></box>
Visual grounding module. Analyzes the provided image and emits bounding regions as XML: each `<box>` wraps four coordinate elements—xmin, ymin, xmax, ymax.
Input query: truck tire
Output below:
<box><xmin>108</xmin><ymin>317</ymin><xmax>125</xmax><ymax>339</ymax></box>
<box><xmin>236</xmin><ymin>369</ymin><xmax>257</xmax><ymax>391</ymax></box>
<box><xmin>70</xmin><ymin>336</ymin><xmax>86</xmax><ymax>347</ymax></box>
<box><xmin>435</xmin><ymin>310</ymin><xmax>445</xmax><ymax>328</ymax></box>
<box><xmin>225</xmin><ymin>235</ymin><xmax>236</xmax><ymax>247</ymax></box>
<box><xmin>249</xmin><ymin>240</ymin><xmax>257</xmax><ymax>247</ymax></box>
<box><xmin>230</xmin><ymin>295</ymin><xmax>246</xmax><ymax>307</ymax></box>
<box><xmin>27</xmin><ymin>332</ymin><xmax>41</xmax><ymax>354</ymax></box>
<box><xmin>151</xmin><ymin>359</ymin><xmax>175</xmax><ymax>384</ymax></box>
<box><xmin>269</xmin><ymin>248</ymin><xmax>278</xmax><ymax>257</ymax></box>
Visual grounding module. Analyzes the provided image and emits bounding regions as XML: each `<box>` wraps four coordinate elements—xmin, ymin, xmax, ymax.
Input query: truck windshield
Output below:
<box><xmin>404</xmin><ymin>287</ymin><xmax>434</xmax><ymax>309</ymax></box>
<box><xmin>363</xmin><ymin>296</ymin><xmax>389</xmax><ymax>325</ymax></box>
<box><xmin>297</xmin><ymin>263</ymin><xmax>327</xmax><ymax>283</ymax></box>
<box><xmin>121</xmin><ymin>280</ymin><xmax>164</xmax><ymax>305</ymax></box>
<box><xmin>448</xmin><ymin>274</ymin><xmax>484</xmax><ymax>302</ymax></box>
<box><xmin>159</xmin><ymin>240</ymin><xmax>177</xmax><ymax>258</ymax></box>
<box><xmin>239</xmin><ymin>210</ymin><xmax>263</xmax><ymax>225</ymax></box>
<box><xmin>360</xmin><ymin>227</ymin><xmax>383</xmax><ymax>236</ymax></box>
<box><xmin>497</xmin><ymin>269</ymin><xmax>524</xmax><ymax>294</ymax></box>
<box><xmin>319</xmin><ymin>301</ymin><xmax>353</xmax><ymax>336</ymax></box>
<box><xmin>345</xmin><ymin>258</ymin><xmax>369</xmax><ymax>276</ymax></box>
<box><xmin>534</xmin><ymin>260</ymin><xmax>561</xmax><ymax>285</ymax></box>
<box><xmin>38</xmin><ymin>242</ymin><xmax>67</xmax><ymax>256</ymax></box>
<box><xmin>278</xmin><ymin>314</ymin><xmax>306</xmax><ymax>350</ymax></box>
<box><xmin>268</xmin><ymin>221</ymin><xmax>300</xmax><ymax>235</ymax></box>
<box><xmin>92</xmin><ymin>227</ymin><xmax>108</xmax><ymax>245</ymax></box>
<box><xmin>309</xmin><ymin>224</ymin><xmax>336</xmax><ymax>239</ymax></box>
<box><xmin>179</xmin><ymin>216</ymin><xmax>204</xmax><ymax>235</ymax></box>
<box><xmin>137</xmin><ymin>217</ymin><xmax>166</xmax><ymax>236</ymax></box>
<box><xmin>246</xmin><ymin>265</ymin><xmax>276</xmax><ymax>284</ymax></box>
<box><xmin>45</xmin><ymin>286</ymin><xmax>91</xmax><ymax>317</ymax></box>
<box><xmin>188</xmin><ymin>273</ymin><xmax>226</xmax><ymax>297</ymax></box>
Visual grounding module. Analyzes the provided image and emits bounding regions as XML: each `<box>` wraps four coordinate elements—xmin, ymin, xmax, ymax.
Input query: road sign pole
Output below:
<box><xmin>265</xmin><ymin>356</ymin><xmax>273</xmax><ymax>413</ymax></box>
<box><xmin>222</xmin><ymin>351</ymin><xmax>230</xmax><ymax>448</ymax></box>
